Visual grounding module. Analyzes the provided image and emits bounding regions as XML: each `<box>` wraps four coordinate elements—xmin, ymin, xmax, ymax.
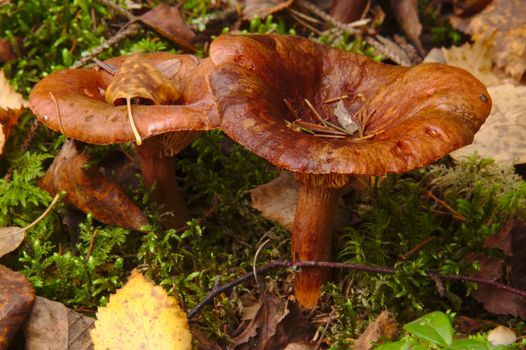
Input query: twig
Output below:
<box><xmin>403</xmin><ymin>236</ymin><xmax>437</xmax><ymax>260</ymax></box>
<box><xmin>85</xmin><ymin>230</ymin><xmax>99</xmax><ymax>261</ymax></box>
<box><xmin>314</xmin><ymin>311</ymin><xmax>334</xmax><ymax>350</ymax></box>
<box><xmin>72</xmin><ymin>23</ymin><xmax>141</xmax><ymax>68</ymax></box>
<box><xmin>173</xmin><ymin>196</ymin><xmax>219</xmax><ymax>234</ymax></box>
<box><xmin>426</xmin><ymin>191</ymin><xmax>466</xmax><ymax>221</ymax></box>
<box><xmin>295</xmin><ymin>0</ymin><xmax>362</xmax><ymax>34</ymax></box>
<box><xmin>324</xmin><ymin>95</ymin><xmax>349</xmax><ymax>104</ymax></box>
<box><xmin>187</xmin><ymin>260</ymin><xmax>526</xmax><ymax>320</ymax></box>
<box><xmin>97</xmin><ymin>0</ymin><xmax>135</xmax><ymax>21</ymax></box>
<box><xmin>304</xmin><ymin>98</ymin><xmax>328</xmax><ymax>127</ymax></box>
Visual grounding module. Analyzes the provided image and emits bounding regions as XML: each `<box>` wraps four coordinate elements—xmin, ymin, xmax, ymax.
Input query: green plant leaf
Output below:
<box><xmin>404</xmin><ymin>311</ymin><xmax>454</xmax><ymax>347</ymax></box>
<box><xmin>446</xmin><ymin>338</ymin><xmax>491</xmax><ymax>350</ymax></box>
<box><xmin>374</xmin><ymin>340</ymin><xmax>427</xmax><ymax>350</ymax></box>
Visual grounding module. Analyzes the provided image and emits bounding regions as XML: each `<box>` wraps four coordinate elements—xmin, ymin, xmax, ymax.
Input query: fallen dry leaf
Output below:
<box><xmin>139</xmin><ymin>4</ymin><xmax>195</xmax><ymax>52</ymax></box>
<box><xmin>470</xmin><ymin>249</ymin><xmax>526</xmax><ymax>319</ymax></box>
<box><xmin>452</xmin><ymin>0</ymin><xmax>492</xmax><ymax>16</ymax></box>
<box><xmin>0</xmin><ymin>69</ymin><xmax>26</xmax><ymax>154</ymax></box>
<box><xmin>0</xmin><ymin>39</ymin><xmax>16</xmax><ymax>63</ymax></box>
<box><xmin>91</xmin><ymin>269</ymin><xmax>192</xmax><ymax>350</ymax></box>
<box><xmin>441</xmin><ymin>38</ymin><xmax>502</xmax><ymax>87</ymax></box>
<box><xmin>233</xmin><ymin>294</ymin><xmax>313</xmax><ymax>350</ymax></box>
<box><xmin>450</xmin><ymin>0</ymin><xmax>526</xmax><ymax>81</ymax></box>
<box><xmin>243</xmin><ymin>0</ymin><xmax>293</xmax><ymax>20</ymax></box>
<box><xmin>451</xmin><ymin>84</ymin><xmax>526</xmax><ymax>164</ymax></box>
<box><xmin>250</xmin><ymin>172</ymin><xmax>351</xmax><ymax>232</ymax></box>
<box><xmin>192</xmin><ymin>329</ymin><xmax>224</xmax><ymax>350</ymax></box>
<box><xmin>105</xmin><ymin>54</ymin><xmax>181</xmax><ymax>145</ymax></box>
<box><xmin>454</xmin><ymin>315</ymin><xmax>481</xmax><ymax>334</ymax></box>
<box><xmin>41</xmin><ymin>141</ymin><xmax>149</xmax><ymax>231</ymax></box>
<box><xmin>0</xmin><ymin>265</ymin><xmax>36</xmax><ymax>349</ymax></box>
<box><xmin>389</xmin><ymin>0</ymin><xmax>424</xmax><ymax>55</ymax></box>
<box><xmin>334</xmin><ymin>100</ymin><xmax>359</xmax><ymax>134</ymax></box>
<box><xmin>283</xmin><ymin>343</ymin><xmax>315</xmax><ymax>350</ymax></box>
<box><xmin>0</xmin><ymin>193</ymin><xmax>60</xmax><ymax>258</ymax></box>
<box><xmin>353</xmin><ymin>310</ymin><xmax>399</xmax><ymax>350</ymax></box>
<box><xmin>24</xmin><ymin>296</ymin><xmax>94</xmax><ymax>350</ymax></box>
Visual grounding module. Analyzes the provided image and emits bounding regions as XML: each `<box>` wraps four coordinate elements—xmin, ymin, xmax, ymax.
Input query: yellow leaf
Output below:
<box><xmin>91</xmin><ymin>269</ymin><xmax>192</xmax><ymax>350</ymax></box>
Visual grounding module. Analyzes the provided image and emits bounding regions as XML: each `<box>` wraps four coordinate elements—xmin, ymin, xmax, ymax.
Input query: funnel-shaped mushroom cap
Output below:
<box><xmin>209</xmin><ymin>34</ymin><xmax>492</xmax><ymax>175</ymax></box>
<box><xmin>29</xmin><ymin>53</ymin><xmax>219</xmax><ymax>144</ymax></box>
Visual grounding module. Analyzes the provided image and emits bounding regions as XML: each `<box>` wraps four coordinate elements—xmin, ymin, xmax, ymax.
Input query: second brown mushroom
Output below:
<box><xmin>29</xmin><ymin>53</ymin><xmax>219</xmax><ymax>228</ymax></box>
<box><xmin>208</xmin><ymin>34</ymin><xmax>492</xmax><ymax>308</ymax></box>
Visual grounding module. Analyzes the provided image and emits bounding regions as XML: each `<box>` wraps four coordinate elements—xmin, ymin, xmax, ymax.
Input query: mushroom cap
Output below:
<box><xmin>29</xmin><ymin>53</ymin><xmax>219</xmax><ymax>145</ymax></box>
<box><xmin>209</xmin><ymin>34</ymin><xmax>492</xmax><ymax>176</ymax></box>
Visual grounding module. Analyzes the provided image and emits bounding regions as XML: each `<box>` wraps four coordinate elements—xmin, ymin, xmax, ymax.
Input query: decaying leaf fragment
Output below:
<box><xmin>353</xmin><ymin>310</ymin><xmax>399</xmax><ymax>350</ymax></box>
<box><xmin>24</xmin><ymin>296</ymin><xmax>94</xmax><ymax>350</ymax></box>
<box><xmin>0</xmin><ymin>69</ymin><xmax>26</xmax><ymax>155</ymax></box>
<box><xmin>243</xmin><ymin>0</ymin><xmax>293</xmax><ymax>20</ymax></box>
<box><xmin>450</xmin><ymin>0</ymin><xmax>526</xmax><ymax>81</ymax></box>
<box><xmin>138</xmin><ymin>4</ymin><xmax>195</xmax><ymax>52</ymax></box>
<box><xmin>0</xmin><ymin>265</ymin><xmax>36</xmax><ymax>349</ymax></box>
<box><xmin>105</xmin><ymin>54</ymin><xmax>181</xmax><ymax>145</ymax></box>
<box><xmin>389</xmin><ymin>0</ymin><xmax>424</xmax><ymax>55</ymax></box>
<box><xmin>441</xmin><ymin>38</ymin><xmax>502</xmax><ymax>87</ymax></box>
<box><xmin>91</xmin><ymin>269</ymin><xmax>192</xmax><ymax>350</ymax></box>
<box><xmin>41</xmin><ymin>140</ymin><xmax>149</xmax><ymax>231</ymax></box>
<box><xmin>232</xmin><ymin>294</ymin><xmax>313</xmax><ymax>350</ymax></box>
<box><xmin>451</xmin><ymin>84</ymin><xmax>526</xmax><ymax>164</ymax></box>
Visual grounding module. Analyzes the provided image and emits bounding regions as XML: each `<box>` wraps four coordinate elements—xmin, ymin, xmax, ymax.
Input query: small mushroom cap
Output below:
<box><xmin>29</xmin><ymin>53</ymin><xmax>219</xmax><ymax>145</ymax></box>
<box><xmin>209</xmin><ymin>34</ymin><xmax>492</xmax><ymax>176</ymax></box>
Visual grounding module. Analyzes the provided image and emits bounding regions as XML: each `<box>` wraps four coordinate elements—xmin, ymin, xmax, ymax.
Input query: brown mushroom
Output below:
<box><xmin>29</xmin><ymin>53</ymin><xmax>219</xmax><ymax>228</ymax></box>
<box><xmin>208</xmin><ymin>34</ymin><xmax>492</xmax><ymax>308</ymax></box>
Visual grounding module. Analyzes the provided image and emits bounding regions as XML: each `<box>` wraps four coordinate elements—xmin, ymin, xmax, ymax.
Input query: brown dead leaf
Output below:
<box><xmin>41</xmin><ymin>140</ymin><xmax>149</xmax><ymax>231</ymax></box>
<box><xmin>250</xmin><ymin>172</ymin><xmax>351</xmax><ymax>231</ymax></box>
<box><xmin>441</xmin><ymin>38</ymin><xmax>502</xmax><ymax>87</ymax></box>
<box><xmin>243</xmin><ymin>0</ymin><xmax>293</xmax><ymax>20</ymax></box>
<box><xmin>283</xmin><ymin>343</ymin><xmax>315</xmax><ymax>350</ymax></box>
<box><xmin>233</xmin><ymin>294</ymin><xmax>313</xmax><ymax>350</ymax></box>
<box><xmin>353</xmin><ymin>310</ymin><xmax>399</xmax><ymax>350</ymax></box>
<box><xmin>451</xmin><ymin>84</ymin><xmax>526</xmax><ymax>164</ymax></box>
<box><xmin>91</xmin><ymin>269</ymin><xmax>192</xmax><ymax>350</ymax></box>
<box><xmin>0</xmin><ymin>39</ymin><xmax>16</xmax><ymax>63</ymax></box>
<box><xmin>389</xmin><ymin>0</ymin><xmax>424</xmax><ymax>55</ymax></box>
<box><xmin>0</xmin><ymin>264</ymin><xmax>36</xmax><ymax>349</ymax></box>
<box><xmin>192</xmin><ymin>329</ymin><xmax>224</xmax><ymax>350</ymax></box>
<box><xmin>454</xmin><ymin>315</ymin><xmax>481</xmax><ymax>334</ymax></box>
<box><xmin>24</xmin><ymin>296</ymin><xmax>94</xmax><ymax>350</ymax></box>
<box><xmin>450</xmin><ymin>0</ymin><xmax>526</xmax><ymax>81</ymax></box>
<box><xmin>138</xmin><ymin>4</ymin><xmax>195</xmax><ymax>52</ymax></box>
<box><xmin>452</xmin><ymin>0</ymin><xmax>492</xmax><ymax>17</ymax></box>
<box><xmin>0</xmin><ymin>69</ymin><xmax>26</xmax><ymax>155</ymax></box>
<box><xmin>470</xmin><ymin>253</ymin><xmax>526</xmax><ymax>319</ymax></box>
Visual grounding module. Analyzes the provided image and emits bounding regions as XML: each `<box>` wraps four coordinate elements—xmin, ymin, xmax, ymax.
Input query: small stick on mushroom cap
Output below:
<box><xmin>209</xmin><ymin>34</ymin><xmax>492</xmax><ymax>308</ymax></box>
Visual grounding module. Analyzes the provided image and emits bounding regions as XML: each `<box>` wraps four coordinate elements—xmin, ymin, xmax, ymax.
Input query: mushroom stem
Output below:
<box><xmin>292</xmin><ymin>174</ymin><xmax>345</xmax><ymax>308</ymax></box>
<box><xmin>135</xmin><ymin>138</ymin><xmax>190</xmax><ymax>228</ymax></box>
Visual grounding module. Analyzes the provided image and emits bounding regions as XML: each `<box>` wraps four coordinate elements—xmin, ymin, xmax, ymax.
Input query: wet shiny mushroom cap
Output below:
<box><xmin>29</xmin><ymin>53</ymin><xmax>219</xmax><ymax>145</ymax></box>
<box><xmin>209</xmin><ymin>34</ymin><xmax>492</xmax><ymax>175</ymax></box>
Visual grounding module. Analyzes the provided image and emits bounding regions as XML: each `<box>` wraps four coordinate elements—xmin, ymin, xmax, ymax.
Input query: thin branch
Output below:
<box><xmin>187</xmin><ymin>260</ymin><xmax>526</xmax><ymax>320</ymax></box>
<box><xmin>72</xmin><ymin>23</ymin><xmax>140</xmax><ymax>68</ymax></box>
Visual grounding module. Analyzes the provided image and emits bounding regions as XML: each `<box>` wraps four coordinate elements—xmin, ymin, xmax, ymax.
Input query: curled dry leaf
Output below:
<box><xmin>41</xmin><ymin>140</ymin><xmax>149</xmax><ymax>231</ymax></box>
<box><xmin>91</xmin><ymin>269</ymin><xmax>192</xmax><ymax>350</ymax></box>
<box><xmin>451</xmin><ymin>84</ymin><xmax>526</xmax><ymax>164</ymax></box>
<box><xmin>243</xmin><ymin>0</ymin><xmax>293</xmax><ymax>20</ymax></box>
<box><xmin>353</xmin><ymin>310</ymin><xmax>399</xmax><ymax>350</ymax></box>
<box><xmin>389</xmin><ymin>0</ymin><xmax>424</xmax><ymax>55</ymax></box>
<box><xmin>24</xmin><ymin>296</ymin><xmax>94</xmax><ymax>350</ymax></box>
<box><xmin>0</xmin><ymin>69</ymin><xmax>26</xmax><ymax>155</ymax></box>
<box><xmin>138</xmin><ymin>4</ymin><xmax>195</xmax><ymax>52</ymax></box>
<box><xmin>450</xmin><ymin>0</ymin><xmax>526</xmax><ymax>81</ymax></box>
<box><xmin>0</xmin><ymin>265</ymin><xmax>36</xmax><ymax>349</ymax></box>
<box><xmin>105</xmin><ymin>54</ymin><xmax>181</xmax><ymax>145</ymax></box>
